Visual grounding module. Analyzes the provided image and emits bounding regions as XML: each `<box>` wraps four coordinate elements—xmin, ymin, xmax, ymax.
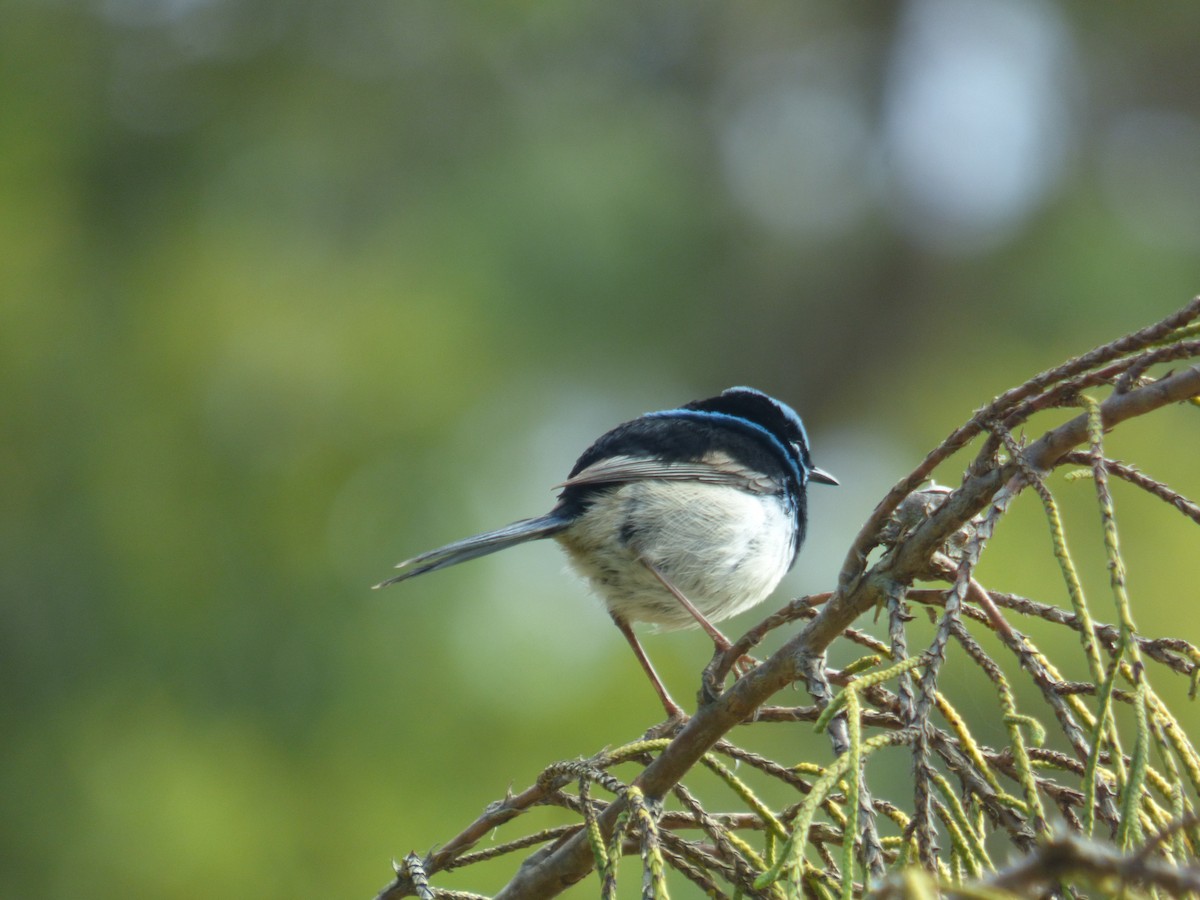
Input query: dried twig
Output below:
<box><xmin>373</xmin><ymin>300</ymin><xmax>1200</xmax><ymax>900</ymax></box>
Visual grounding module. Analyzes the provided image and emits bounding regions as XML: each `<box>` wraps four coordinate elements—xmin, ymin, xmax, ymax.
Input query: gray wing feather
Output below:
<box><xmin>557</xmin><ymin>453</ymin><xmax>777</xmax><ymax>494</ymax></box>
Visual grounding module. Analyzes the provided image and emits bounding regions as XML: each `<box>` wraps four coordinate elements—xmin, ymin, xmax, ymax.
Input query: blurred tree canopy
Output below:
<box><xmin>2</xmin><ymin>1</ymin><xmax>1199</xmax><ymax>897</ymax></box>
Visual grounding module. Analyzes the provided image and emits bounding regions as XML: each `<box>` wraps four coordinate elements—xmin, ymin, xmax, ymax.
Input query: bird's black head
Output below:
<box><xmin>683</xmin><ymin>387</ymin><xmax>838</xmax><ymax>488</ymax></box>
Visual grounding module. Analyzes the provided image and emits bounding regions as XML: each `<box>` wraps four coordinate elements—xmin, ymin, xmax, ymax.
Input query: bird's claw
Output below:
<box><xmin>643</xmin><ymin>710</ymin><xmax>689</xmax><ymax>740</ymax></box>
<box><xmin>700</xmin><ymin>651</ymin><xmax>761</xmax><ymax>706</ymax></box>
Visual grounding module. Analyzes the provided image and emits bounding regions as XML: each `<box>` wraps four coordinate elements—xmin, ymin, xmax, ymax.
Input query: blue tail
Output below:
<box><xmin>373</xmin><ymin>513</ymin><xmax>571</xmax><ymax>589</ymax></box>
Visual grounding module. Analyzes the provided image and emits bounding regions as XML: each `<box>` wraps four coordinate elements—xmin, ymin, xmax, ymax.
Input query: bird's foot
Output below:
<box><xmin>643</xmin><ymin>709</ymin><xmax>689</xmax><ymax>740</ymax></box>
<box><xmin>700</xmin><ymin>651</ymin><xmax>761</xmax><ymax>705</ymax></box>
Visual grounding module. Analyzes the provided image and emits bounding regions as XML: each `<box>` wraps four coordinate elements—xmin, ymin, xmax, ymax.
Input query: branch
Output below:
<box><xmin>833</xmin><ymin>296</ymin><xmax>1200</xmax><ymax>597</ymax></box>
<box><xmin>492</xmin><ymin>360</ymin><xmax>1200</xmax><ymax>898</ymax></box>
<box><xmin>984</xmin><ymin>832</ymin><xmax>1200</xmax><ymax>896</ymax></box>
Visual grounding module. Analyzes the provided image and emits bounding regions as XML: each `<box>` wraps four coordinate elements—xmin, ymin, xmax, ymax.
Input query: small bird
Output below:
<box><xmin>375</xmin><ymin>386</ymin><xmax>837</xmax><ymax>717</ymax></box>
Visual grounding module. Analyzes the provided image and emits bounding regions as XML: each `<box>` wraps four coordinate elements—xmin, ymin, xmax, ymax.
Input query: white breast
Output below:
<box><xmin>554</xmin><ymin>481</ymin><xmax>795</xmax><ymax>630</ymax></box>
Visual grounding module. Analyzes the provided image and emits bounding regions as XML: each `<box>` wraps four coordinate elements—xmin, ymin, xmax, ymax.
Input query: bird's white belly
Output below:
<box><xmin>555</xmin><ymin>481</ymin><xmax>794</xmax><ymax>630</ymax></box>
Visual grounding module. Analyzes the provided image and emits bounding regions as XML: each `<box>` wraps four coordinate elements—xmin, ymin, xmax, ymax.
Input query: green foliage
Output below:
<box><xmin>376</xmin><ymin>307</ymin><xmax>1200</xmax><ymax>898</ymax></box>
<box><xmin>4</xmin><ymin>4</ymin><xmax>1200</xmax><ymax>899</ymax></box>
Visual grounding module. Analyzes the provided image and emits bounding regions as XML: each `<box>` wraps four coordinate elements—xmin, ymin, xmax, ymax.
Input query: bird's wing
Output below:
<box><xmin>557</xmin><ymin>452</ymin><xmax>778</xmax><ymax>494</ymax></box>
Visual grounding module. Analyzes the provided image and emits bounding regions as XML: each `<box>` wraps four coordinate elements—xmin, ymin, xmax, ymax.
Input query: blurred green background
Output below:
<box><xmin>4</xmin><ymin>1</ymin><xmax>1200</xmax><ymax>897</ymax></box>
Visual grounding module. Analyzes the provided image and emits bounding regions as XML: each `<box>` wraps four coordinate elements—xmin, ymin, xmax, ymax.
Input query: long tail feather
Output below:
<box><xmin>373</xmin><ymin>514</ymin><xmax>570</xmax><ymax>589</ymax></box>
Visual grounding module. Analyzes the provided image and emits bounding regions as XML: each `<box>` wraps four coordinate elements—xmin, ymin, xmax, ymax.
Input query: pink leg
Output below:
<box><xmin>643</xmin><ymin>559</ymin><xmax>759</xmax><ymax>686</ymax></box>
<box><xmin>611</xmin><ymin>613</ymin><xmax>686</xmax><ymax>720</ymax></box>
<box><xmin>641</xmin><ymin>559</ymin><xmax>733</xmax><ymax>651</ymax></box>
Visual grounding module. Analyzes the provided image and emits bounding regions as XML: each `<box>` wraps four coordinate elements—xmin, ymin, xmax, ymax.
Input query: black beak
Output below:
<box><xmin>808</xmin><ymin>466</ymin><xmax>839</xmax><ymax>486</ymax></box>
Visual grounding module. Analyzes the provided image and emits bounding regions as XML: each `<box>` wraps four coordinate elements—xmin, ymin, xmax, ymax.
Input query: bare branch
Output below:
<box><xmin>376</xmin><ymin>301</ymin><xmax>1200</xmax><ymax>900</ymax></box>
<box><xmin>493</xmin><ymin>367</ymin><xmax>1200</xmax><ymax>896</ymax></box>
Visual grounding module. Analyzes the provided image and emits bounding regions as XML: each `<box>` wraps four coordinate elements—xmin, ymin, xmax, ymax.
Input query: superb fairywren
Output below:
<box><xmin>375</xmin><ymin>386</ymin><xmax>836</xmax><ymax>717</ymax></box>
